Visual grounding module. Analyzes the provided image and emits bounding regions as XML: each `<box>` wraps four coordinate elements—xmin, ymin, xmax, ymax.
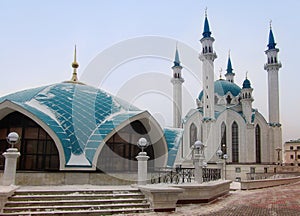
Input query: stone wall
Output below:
<box><xmin>241</xmin><ymin>176</ymin><xmax>300</xmax><ymax>190</ymax></box>
<box><xmin>0</xmin><ymin>172</ymin><xmax>138</xmax><ymax>186</ymax></box>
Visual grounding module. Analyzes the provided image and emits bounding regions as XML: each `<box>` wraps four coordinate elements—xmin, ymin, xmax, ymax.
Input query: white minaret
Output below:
<box><xmin>264</xmin><ymin>23</ymin><xmax>282</xmax><ymax>125</ymax></box>
<box><xmin>240</xmin><ymin>75</ymin><xmax>254</xmax><ymax>124</ymax></box>
<box><xmin>199</xmin><ymin>11</ymin><xmax>217</xmax><ymax>120</ymax></box>
<box><xmin>199</xmin><ymin>11</ymin><xmax>217</xmax><ymax>156</ymax></box>
<box><xmin>171</xmin><ymin>46</ymin><xmax>184</xmax><ymax>128</ymax></box>
<box><xmin>264</xmin><ymin>22</ymin><xmax>282</xmax><ymax>163</ymax></box>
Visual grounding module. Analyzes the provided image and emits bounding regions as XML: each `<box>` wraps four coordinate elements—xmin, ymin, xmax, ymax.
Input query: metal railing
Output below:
<box><xmin>150</xmin><ymin>167</ymin><xmax>221</xmax><ymax>184</ymax></box>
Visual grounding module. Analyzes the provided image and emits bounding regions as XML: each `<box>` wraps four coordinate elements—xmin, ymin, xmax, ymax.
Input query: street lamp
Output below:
<box><xmin>2</xmin><ymin>132</ymin><xmax>21</xmax><ymax>185</ymax></box>
<box><xmin>193</xmin><ymin>140</ymin><xmax>205</xmax><ymax>184</ymax></box>
<box><xmin>137</xmin><ymin>137</ymin><xmax>148</xmax><ymax>153</ymax></box>
<box><xmin>136</xmin><ymin>137</ymin><xmax>150</xmax><ymax>185</ymax></box>
<box><xmin>6</xmin><ymin>132</ymin><xmax>20</xmax><ymax>148</ymax></box>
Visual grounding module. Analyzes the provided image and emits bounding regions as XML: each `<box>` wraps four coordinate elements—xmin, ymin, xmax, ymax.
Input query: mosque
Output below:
<box><xmin>0</xmin><ymin>12</ymin><xmax>282</xmax><ymax>182</ymax></box>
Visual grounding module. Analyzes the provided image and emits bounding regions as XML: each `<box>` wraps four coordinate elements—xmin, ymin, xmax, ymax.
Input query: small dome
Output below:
<box><xmin>198</xmin><ymin>79</ymin><xmax>241</xmax><ymax>100</ymax></box>
<box><xmin>242</xmin><ymin>78</ymin><xmax>251</xmax><ymax>89</ymax></box>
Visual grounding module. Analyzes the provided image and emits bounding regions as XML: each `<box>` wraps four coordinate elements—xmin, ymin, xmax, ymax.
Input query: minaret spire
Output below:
<box><xmin>268</xmin><ymin>20</ymin><xmax>277</xmax><ymax>50</ymax></box>
<box><xmin>225</xmin><ymin>50</ymin><xmax>235</xmax><ymax>83</ymax></box>
<box><xmin>174</xmin><ymin>42</ymin><xmax>181</xmax><ymax>67</ymax></box>
<box><xmin>202</xmin><ymin>8</ymin><xmax>212</xmax><ymax>38</ymax></box>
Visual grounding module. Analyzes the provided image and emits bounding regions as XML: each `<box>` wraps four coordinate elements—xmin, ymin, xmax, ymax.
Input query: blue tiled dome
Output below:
<box><xmin>0</xmin><ymin>83</ymin><xmax>142</xmax><ymax>166</ymax></box>
<box><xmin>198</xmin><ymin>79</ymin><xmax>241</xmax><ymax>100</ymax></box>
<box><xmin>242</xmin><ymin>78</ymin><xmax>251</xmax><ymax>89</ymax></box>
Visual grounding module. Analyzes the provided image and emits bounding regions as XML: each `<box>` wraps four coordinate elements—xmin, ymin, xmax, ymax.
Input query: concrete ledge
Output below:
<box><xmin>241</xmin><ymin>176</ymin><xmax>300</xmax><ymax>190</ymax></box>
<box><xmin>0</xmin><ymin>185</ymin><xmax>19</xmax><ymax>212</ymax></box>
<box><xmin>173</xmin><ymin>180</ymin><xmax>232</xmax><ymax>204</ymax></box>
<box><xmin>137</xmin><ymin>185</ymin><xmax>184</xmax><ymax>212</ymax></box>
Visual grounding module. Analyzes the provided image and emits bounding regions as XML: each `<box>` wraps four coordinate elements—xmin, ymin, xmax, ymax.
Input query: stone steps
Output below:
<box><xmin>2</xmin><ymin>187</ymin><xmax>151</xmax><ymax>215</ymax></box>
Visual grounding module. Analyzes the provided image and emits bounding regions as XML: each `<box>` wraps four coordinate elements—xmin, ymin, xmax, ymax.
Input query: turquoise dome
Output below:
<box><xmin>198</xmin><ymin>79</ymin><xmax>241</xmax><ymax>100</ymax></box>
<box><xmin>0</xmin><ymin>82</ymin><xmax>182</xmax><ymax>168</ymax></box>
<box><xmin>0</xmin><ymin>83</ymin><xmax>141</xmax><ymax>166</ymax></box>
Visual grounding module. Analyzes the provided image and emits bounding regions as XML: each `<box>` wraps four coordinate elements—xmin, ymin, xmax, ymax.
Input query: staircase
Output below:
<box><xmin>1</xmin><ymin>186</ymin><xmax>151</xmax><ymax>215</ymax></box>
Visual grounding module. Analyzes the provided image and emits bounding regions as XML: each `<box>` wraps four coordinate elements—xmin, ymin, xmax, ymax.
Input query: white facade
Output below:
<box><xmin>173</xmin><ymin>14</ymin><xmax>282</xmax><ymax>176</ymax></box>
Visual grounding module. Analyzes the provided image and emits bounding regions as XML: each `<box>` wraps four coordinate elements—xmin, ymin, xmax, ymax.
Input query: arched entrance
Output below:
<box><xmin>0</xmin><ymin>112</ymin><xmax>59</xmax><ymax>171</ymax></box>
<box><xmin>96</xmin><ymin>120</ymin><xmax>154</xmax><ymax>172</ymax></box>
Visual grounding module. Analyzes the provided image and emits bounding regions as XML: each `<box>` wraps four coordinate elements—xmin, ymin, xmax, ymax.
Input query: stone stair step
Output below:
<box><xmin>3</xmin><ymin>203</ymin><xmax>150</xmax><ymax>213</ymax></box>
<box><xmin>8</xmin><ymin>193</ymin><xmax>144</xmax><ymax>201</ymax></box>
<box><xmin>1</xmin><ymin>207</ymin><xmax>150</xmax><ymax>215</ymax></box>
<box><xmin>5</xmin><ymin>197</ymin><xmax>147</xmax><ymax>207</ymax></box>
<box><xmin>14</xmin><ymin>189</ymin><xmax>140</xmax><ymax>195</ymax></box>
<box><xmin>3</xmin><ymin>187</ymin><xmax>151</xmax><ymax>215</ymax></box>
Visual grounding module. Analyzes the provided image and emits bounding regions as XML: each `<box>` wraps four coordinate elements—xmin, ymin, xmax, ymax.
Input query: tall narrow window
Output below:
<box><xmin>221</xmin><ymin>122</ymin><xmax>226</xmax><ymax>154</ymax></box>
<box><xmin>190</xmin><ymin>123</ymin><xmax>197</xmax><ymax>147</ymax></box>
<box><xmin>255</xmin><ymin>125</ymin><xmax>261</xmax><ymax>163</ymax></box>
<box><xmin>232</xmin><ymin>121</ymin><xmax>239</xmax><ymax>163</ymax></box>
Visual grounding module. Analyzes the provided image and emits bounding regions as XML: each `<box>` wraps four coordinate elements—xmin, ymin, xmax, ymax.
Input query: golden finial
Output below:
<box><xmin>269</xmin><ymin>20</ymin><xmax>272</xmax><ymax>29</ymax></box>
<box><xmin>72</xmin><ymin>45</ymin><xmax>79</xmax><ymax>69</ymax></box>
<box><xmin>70</xmin><ymin>45</ymin><xmax>79</xmax><ymax>82</ymax></box>
<box><xmin>63</xmin><ymin>45</ymin><xmax>84</xmax><ymax>85</ymax></box>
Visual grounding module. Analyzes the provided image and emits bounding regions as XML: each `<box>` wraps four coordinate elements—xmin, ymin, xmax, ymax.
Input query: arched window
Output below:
<box><xmin>97</xmin><ymin>120</ymin><xmax>154</xmax><ymax>172</ymax></box>
<box><xmin>215</xmin><ymin>95</ymin><xmax>219</xmax><ymax>104</ymax></box>
<box><xmin>221</xmin><ymin>122</ymin><xmax>227</xmax><ymax>154</ymax></box>
<box><xmin>226</xmin><ymin>95</ymin><xmax>232</xmax><ymax>104</ymax></box>
<box><xmin>190</xmin><ymin>123</ymin><xmax>197</xmax><ymax>148</ymax></box>
<box><xmin>255</xmin><ymin>125</ymin><xmax>261</xmax><ymax>163</ymax></box>
<box><xmin>0</xmin><ymin>112</ymin><xmax>59</xmax><ymax>171</ymax></box>
<box><xmin>232</xmin><ymin>121</ymin><xmax>239</xmax><ymax>163</ymax></box>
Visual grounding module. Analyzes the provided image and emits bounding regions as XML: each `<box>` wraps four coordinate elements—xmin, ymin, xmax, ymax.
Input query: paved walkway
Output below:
<box><xmin>135</xmin><ymin>181</ymin><xmax>300</xmax><ymax>216</ymax></box>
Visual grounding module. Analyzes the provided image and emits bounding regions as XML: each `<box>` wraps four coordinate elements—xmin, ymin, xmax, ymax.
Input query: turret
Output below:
<box><xmin>225</xmin><ymin>51</ymin><xmax>235</xmax><ymax>83</ymax></box>
<box><xmin>240</xmin><ymin>75</ymin><xmax>254</xmax><ymax>124</ymax></box>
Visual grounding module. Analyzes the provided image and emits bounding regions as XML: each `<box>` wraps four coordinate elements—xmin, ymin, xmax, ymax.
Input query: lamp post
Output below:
<box><xmin>2</xmin><ymin>132</ymin><xmax>21</xmax><ymax>186</ymax></box>
<box><xmin>216</xmin><ymin>149</ymin><xmax>224</xmax><ymax>180</ymax></box>
<box><xmin>136</xmin><ymin>137</ymin><xmax>150</xmax><ymax>185</ymax></box>
<box><xmin>193</xmin><ymin>140</ymin><xmax>205</xmax><ymax>184</ymax></box>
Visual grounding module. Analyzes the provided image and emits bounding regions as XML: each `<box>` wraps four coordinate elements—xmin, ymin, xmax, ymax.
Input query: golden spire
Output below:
<box><xmin>71</xmin><ymin>45</ymin><xmax>79</xmax><ymax>82</ymax></box>
<box><xmin>219</xmin><ymin>68</ymin><xmax>223</xmax><ymax>80</ymax></box>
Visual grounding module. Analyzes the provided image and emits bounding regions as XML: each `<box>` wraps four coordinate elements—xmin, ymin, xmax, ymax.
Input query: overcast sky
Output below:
<box><xmin>0</xmin><ymin>0</ymin><xmax>299</xmax><ymax>142</ymax></box>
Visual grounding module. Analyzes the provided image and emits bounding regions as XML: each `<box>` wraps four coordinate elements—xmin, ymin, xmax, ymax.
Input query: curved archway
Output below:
<box><xmin>0</xmin><ymin>112</ymin><xmax>59</xmax><ymax>171</ymax></box>
<box><xmin>96</xmin><ymin>120</ymin><xmax>154</xmax><ymax>172</ymax></box>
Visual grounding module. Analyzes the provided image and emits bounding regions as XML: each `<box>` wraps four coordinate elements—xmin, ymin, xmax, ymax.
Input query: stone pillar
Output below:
<box><xmin>216</xmin><ymin>160</ymin><xmax>224</xmax><ymax>180</ymax></box>
<box><xmin>136</xmin><ymin>151</ymin><xmax>149</xmax><ymax>185</ymax></box>
<box><xmin>2</xmin><ymin>148</ymin><xmax>20</xmax><ymax>186</ymax></box>
<box><xmin>194</xmin><ymin>153</ymin><xmax>205</xmax><ymax>184</ymax></box>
